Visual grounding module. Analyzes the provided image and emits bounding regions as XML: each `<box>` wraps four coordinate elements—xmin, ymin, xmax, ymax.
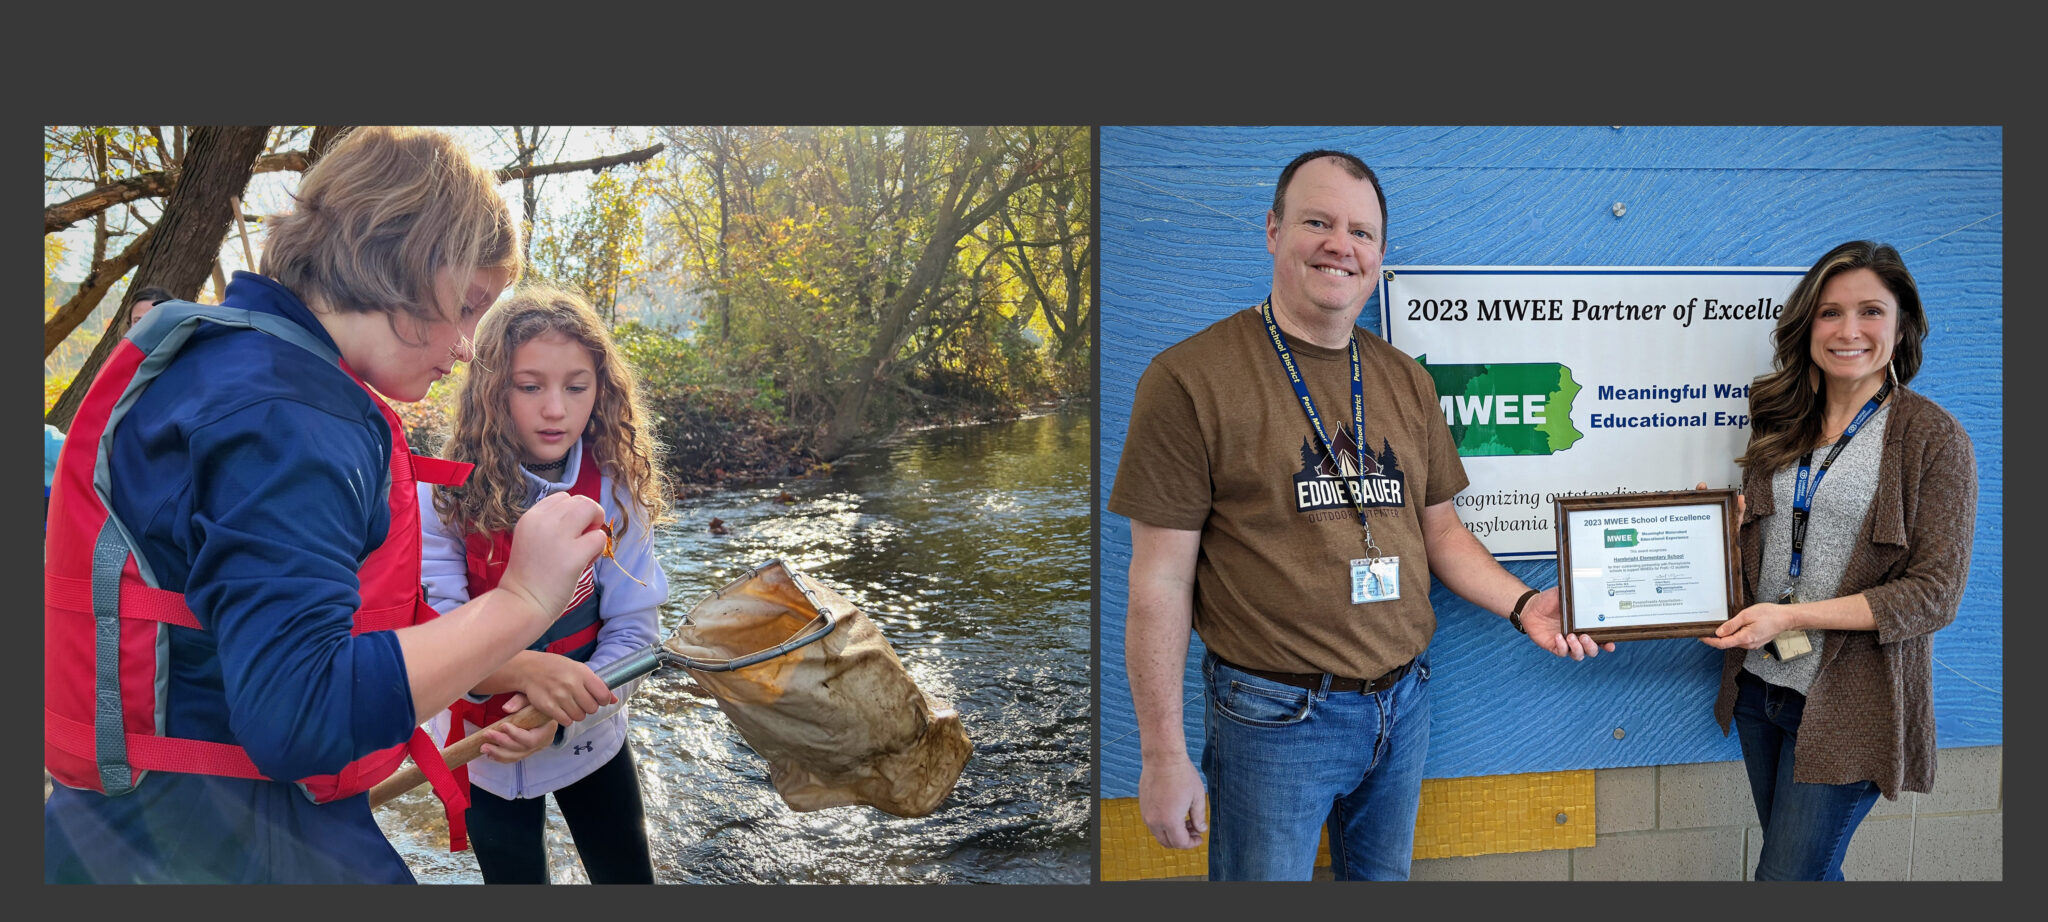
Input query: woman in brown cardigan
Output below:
<box><xmin>1700</xmin><ymin>240</ymin><xmax>1977</xmax><ymax>880</ymax></box>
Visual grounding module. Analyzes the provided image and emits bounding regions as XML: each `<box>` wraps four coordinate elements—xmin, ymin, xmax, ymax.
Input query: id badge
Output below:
<box><xmin>1351</xmin><ymin>556</ymin><xmax>1401</xmax><ymax>604</ymax></box>
<box><xmin>1766</xmin><ymin>588</ymin><xmax>1811</xmax><ymax>659</ymax></box>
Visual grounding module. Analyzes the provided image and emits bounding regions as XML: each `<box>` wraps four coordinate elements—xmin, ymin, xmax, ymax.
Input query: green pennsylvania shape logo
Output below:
<box><xmin>1604</xmin><ymin>528</ymin><xmax>1639</xmax><ymax>548</ymax></box>
<box><xmin>1417</xmin><ymin>355</ymin><xmax>1584</xmax><ymax>456</ymax></box>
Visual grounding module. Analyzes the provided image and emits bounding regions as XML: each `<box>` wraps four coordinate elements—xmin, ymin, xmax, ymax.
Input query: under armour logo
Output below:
<box><xmin>572</xmin><ymin>742</ymin><xmax>595</xmax><ymax>755</ymax></box>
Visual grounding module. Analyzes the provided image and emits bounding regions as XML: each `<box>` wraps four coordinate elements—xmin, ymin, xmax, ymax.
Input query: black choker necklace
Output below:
<box><xmin>523</xmin><ymin>457</ymin><xmax>567</xmax><ymax>475</ymax></box>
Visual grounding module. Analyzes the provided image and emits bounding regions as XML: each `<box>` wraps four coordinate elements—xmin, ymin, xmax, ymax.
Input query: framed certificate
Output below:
<box><xmin>1554</xmin><ymin>489</ymin><xmax>1741</xmax><ymax>643</ymax></box>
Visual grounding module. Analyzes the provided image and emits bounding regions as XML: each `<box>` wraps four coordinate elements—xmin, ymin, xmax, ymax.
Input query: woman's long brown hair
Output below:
<box><xmin>1739</xmin><ymin>240</ymin><xmax>1926</xmax><ymax>476</ymax></box>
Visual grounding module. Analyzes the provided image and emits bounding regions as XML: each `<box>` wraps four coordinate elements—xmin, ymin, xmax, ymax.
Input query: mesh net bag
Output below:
<box><xmin>664</xmin><ymin>560</ymin><xmax>972</xmax><ymax>818</ymax></box>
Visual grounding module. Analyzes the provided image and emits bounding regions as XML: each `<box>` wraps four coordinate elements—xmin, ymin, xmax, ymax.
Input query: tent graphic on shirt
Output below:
<box><xmin>1291</xmin><ymin>424</ymin><xmax>1407</xmax><ymax>513</ymax></box>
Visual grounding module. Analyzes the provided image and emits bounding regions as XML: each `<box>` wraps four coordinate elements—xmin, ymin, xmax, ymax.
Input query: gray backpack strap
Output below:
<box><xmin>91</xmin><ymin>517</ymin><xmax>137</xmax><ymax>795</ymax></box>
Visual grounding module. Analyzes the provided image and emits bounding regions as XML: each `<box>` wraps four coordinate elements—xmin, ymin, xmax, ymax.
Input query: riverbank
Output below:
<box><xmin>663</xmin><ymin>396</ymin><xmax>1088</xmax><ymax>498</ymax></box>
<box><xmin>402</xmin><ymin>382</ymin><xmax>1085</xmax><ymax>501</ymax></box>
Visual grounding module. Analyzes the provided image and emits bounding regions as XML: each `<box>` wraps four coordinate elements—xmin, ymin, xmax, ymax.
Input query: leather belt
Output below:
<box><xmin>1218</xmin><ymin>655</ymin><xmax>1414</xmax><ymax>695</ymax></box>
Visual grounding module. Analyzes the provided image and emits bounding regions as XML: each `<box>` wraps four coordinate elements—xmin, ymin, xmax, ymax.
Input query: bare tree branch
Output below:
<box><xmin>495</xmin><ymin>143</ymin><xmax>664</xmax><ymax>182</ymax></box>
<box><xmin>44</xmin><ymin>223</ymin><xmax>158</xmax><ymax>356</ymax></box>
<box><xmin>253</xmin><ymin>149</ymin><xmax>311</xmax><ymax>174</ymax></box>
<box><xmin>46</xmin><ymin>171</ymin><xmax>174</xmax><ymax>233</ymax></box>
<box><xmin>48</xmin><ymin>126</ymin><xmax>270</xmax><ymax>430</ymax></box>
<box><xmin>46</xmin><ymin>141</ymin><xmax>663</xmax><ymax>236</ymax></box>
<box><xmin>42</xmin><ymin>148</ymin><xmax>309</xmax><ymax>234</ymax></box>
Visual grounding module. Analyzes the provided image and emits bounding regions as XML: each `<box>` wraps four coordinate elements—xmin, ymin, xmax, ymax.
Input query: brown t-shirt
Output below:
<box><xmin>1109</xmin><ymin>305</ymin><xmax>1469</xmax><ymax>679</ymax></box>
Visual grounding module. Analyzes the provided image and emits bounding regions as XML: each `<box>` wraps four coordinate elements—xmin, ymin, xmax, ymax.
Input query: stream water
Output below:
<box><xmin>375</xmin><ymin>405</ymin><xmax>1094</xmax><ymax>884</ymax></box>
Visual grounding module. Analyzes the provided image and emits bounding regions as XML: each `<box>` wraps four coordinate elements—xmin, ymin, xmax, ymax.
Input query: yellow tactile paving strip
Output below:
<box><xmin>1411</xmin><ymin>770</ymin><xmax>1596</xmax><ymax>859</ymax></box>
<box><xmin>1099</xmin><ymin>770</ymin><xmax>1596</xmax><ymax>881</ymax></box>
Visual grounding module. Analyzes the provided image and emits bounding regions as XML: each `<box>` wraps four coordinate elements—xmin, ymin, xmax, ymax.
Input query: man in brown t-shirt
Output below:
<box><xmin>1108</xmin><ymin>150</ymin><xmax>1613</xmax><ymax>881</ymax></box>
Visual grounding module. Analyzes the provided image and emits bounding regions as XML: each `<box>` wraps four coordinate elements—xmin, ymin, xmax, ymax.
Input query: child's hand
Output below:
<box><xmin>513</xmin><ymin>653</ymin><xmax>616</xmax><ymax>728</ymax></box>
<box><xmin>498</xmin><ymin>492</ymin><xmax>608</xmax><ymax>630</ymax></box>
<box><xmin>478</xmin><ymin>709</ymin><xmax>559</xmax><ymax>764</ymax></box>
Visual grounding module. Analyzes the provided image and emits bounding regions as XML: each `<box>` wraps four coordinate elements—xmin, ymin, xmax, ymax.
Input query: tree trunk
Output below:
<box><xmin>306</xmin><ymin>126</ymin><xmax>350</xmax><ymax>168</ymax></box>
<box><xmin>516</xmin><ymin>127</ymin><xmax>539</xmax><ymax>267</ymax></box>
<box><xmin>1055</xmin><ymin>241</ymin><xmax>1092</xmax><ymax>360</ymax></box>
<box><xmin>46</xmin><ymin>125</ymin><xmax>271</xmax><ymax>431</ymax></box>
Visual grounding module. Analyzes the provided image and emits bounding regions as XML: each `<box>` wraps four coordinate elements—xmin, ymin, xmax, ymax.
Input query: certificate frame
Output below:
<box><xmin>1554</xmin><ymin>489</ymin><xmax>1741</xmax><ymax>643</ymax></box>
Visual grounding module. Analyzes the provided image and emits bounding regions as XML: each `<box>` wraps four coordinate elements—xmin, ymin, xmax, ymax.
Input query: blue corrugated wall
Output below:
<box><xmin>1097</xmin><ymin>126</ymin><xmax>2002</xmax><ymax>800</ymax></box>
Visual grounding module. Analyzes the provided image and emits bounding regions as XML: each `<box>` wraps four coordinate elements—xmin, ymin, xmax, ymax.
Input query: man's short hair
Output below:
<box><xmin>1271</xmin><ymin>149</ymin><xmax>1388</xmax><ymax>246</ymax></box>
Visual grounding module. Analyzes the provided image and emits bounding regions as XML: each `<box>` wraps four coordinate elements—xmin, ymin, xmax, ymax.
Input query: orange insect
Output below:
<box><xmin>597</xmin><ymin>515</ymin><xmax>648</xmax><ymax>587</ymax></box>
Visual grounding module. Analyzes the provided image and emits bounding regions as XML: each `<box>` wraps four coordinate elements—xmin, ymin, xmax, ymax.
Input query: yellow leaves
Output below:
<box><xmin>45</xmin><ymin>371</ymin><xmax>74</xmax><ymax>416</ymax></box>
<box><xmin>44</xmin><ymin>237</ymin><xmax>69</xmax><ymax>315</ymax></box>
<box><xmin>1020</xmin><ymin>301</ymin><xmax>1057</xmax><ymax>340</ymax></box>
<box><xmin>528</xmin><ymin>164</ymin><xmax>651</xmax><ymax>318</ymax></box>
<box><xmin>635</xmin><ymin>126</ymin><xmax>1092</xmax><ymax>425</ymax></box>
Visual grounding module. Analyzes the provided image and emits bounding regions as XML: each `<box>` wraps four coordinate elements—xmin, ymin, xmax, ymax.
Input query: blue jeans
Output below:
<box><xmin>1732</xmin><ymin>670</ymin><xmax>1881</xmax><ymax>880</ymax></box>
<box><xmin>1200</xmin><ymin>651</ymin><xmax>1432</xmax><ymax>881</ymax></box>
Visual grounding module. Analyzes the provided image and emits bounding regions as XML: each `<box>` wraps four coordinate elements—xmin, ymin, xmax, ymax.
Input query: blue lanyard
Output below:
<box><xmin>1787</xmin><ymin>378</ymin><xmax>1892</xmax><ymax>582</ymax></box>
<box><xmin>1260</xmin><ymin>299</ymin><xmax>1380</xmax><ymax>557</ymax></box>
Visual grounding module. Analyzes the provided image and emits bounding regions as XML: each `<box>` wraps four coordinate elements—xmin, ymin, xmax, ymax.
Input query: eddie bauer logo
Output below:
<box><xmin>1604</xmin><ymin>528</ymin><xmax>1640</xmax><ymax>548</ymax></box>
<box><xmin>1292</xmin><ymin>424</ymin><xmax>1408</xmax><ymax>514</ymax></box>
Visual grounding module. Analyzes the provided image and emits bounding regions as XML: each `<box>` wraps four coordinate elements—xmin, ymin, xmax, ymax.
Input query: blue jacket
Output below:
<box><xmin>44</xmin><ymin>272</ymin><xmax>422</xmax><ymax>884</ymax></box>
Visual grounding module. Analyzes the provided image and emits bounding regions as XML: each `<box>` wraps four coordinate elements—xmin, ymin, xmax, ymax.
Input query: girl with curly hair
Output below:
<box><xmin>421</xmin><ymin>285</ymin><xmax>670</xmax><ymax>884</ymax></box>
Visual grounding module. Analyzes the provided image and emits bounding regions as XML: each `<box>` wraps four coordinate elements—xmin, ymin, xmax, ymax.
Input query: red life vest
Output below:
<box><xmin>43</xmin><ymin>303</ymin><xmax>472</xmax><ymax>809</ymax></box>
<box><xmin>431</xmin><ymin>447</ymin><xmax>605</xmax><ymax>850</ymax></box>
<box><xmin>446</xmin><ymin>446</ymin><xmax>607</xmax><ymax>734</ymax></box>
